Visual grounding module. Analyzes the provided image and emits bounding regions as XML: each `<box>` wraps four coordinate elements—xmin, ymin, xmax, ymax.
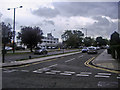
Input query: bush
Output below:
<box><xmin>110</xmin><ymin>45</ymin><xmax>120</xmax><ymax>61</ymax></box>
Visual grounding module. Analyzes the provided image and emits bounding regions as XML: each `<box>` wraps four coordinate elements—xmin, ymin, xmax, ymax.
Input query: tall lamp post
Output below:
<box><xmin>7</xmin><ymin>6</ymin><xmax>23</xmax><ymax>53</ymax></box>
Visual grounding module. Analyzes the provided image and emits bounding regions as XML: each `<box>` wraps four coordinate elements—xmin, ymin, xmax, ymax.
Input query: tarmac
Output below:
<box><xmin>2</xmin><ymin>49</ymin><xmax>120</xmax><ymax>72</ymax></box>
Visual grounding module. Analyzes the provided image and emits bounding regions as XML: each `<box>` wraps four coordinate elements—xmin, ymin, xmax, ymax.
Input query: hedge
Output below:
<box><xmin>110</xmin><ymin>45</ymin><xmax>120</xmax><ymax>61</ymax></box>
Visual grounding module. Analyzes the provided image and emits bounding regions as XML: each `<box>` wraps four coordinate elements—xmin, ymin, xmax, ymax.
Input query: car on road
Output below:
<box><xmin>87</xmin><ymin>47</ymin><xmax>97</xmax><ymax>54</ymax></box>
<box><xmin>16</xmin><ymin>46</ymin><xmax>25</xmax><ymax>50</ymax></box>
<box><xmin>34</xmin><ymin>48</ymin><xmax>48</xmax><ymax>55</ymax></box>
<box><xmin>5</xmin><ymin>46</ymin><xmax>12</xmax><ymax>51</ymax></box>
<box><xmin>82</xmin><ymin>47</ymin><xmax>88</xmax><ymax>53</ymax></box>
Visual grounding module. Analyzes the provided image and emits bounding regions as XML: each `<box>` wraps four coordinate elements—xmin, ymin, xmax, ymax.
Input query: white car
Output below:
<box><xmin>5</xmin><ymin>46</ymin><xmax>12</xmax><ymax>51</ymax></box>
<box><xmin>82</xmin><ymin>47</ymin><xmax>88</xmax><ymax>53</ymax></box>
<box><xmin>87</xmin><ymin>47</ymin><xmax>97</xmax><ymax>54</ymax></box>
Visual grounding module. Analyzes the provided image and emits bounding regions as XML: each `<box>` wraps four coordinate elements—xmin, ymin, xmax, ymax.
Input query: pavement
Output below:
<box><xmin>92</xmin><ymin>49</ymin><xmax>120</xmax><ymax>71</ymax></box>
<box><xmin>2</xmin><ymin>49</ymin><xmax>120</xmax><ymax>71</ymax></box>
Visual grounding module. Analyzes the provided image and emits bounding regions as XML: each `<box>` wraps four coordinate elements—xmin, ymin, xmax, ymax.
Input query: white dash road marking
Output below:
<box><xmin>64</xmin><ymin>71</ymin><xmax>76</xmax><ymax>74</ymax></box>
<box><xmin>21</xmin><ymin>70</ymin><xmax>29</xmax><ymax>72</ymax></box>
<box><xmin>117</xmin><ymin>77</ymin><xmax>120</xmax><ymax>79</ymax></box>
<box><xmin>33</xmin><ymin>70</ymin><xmax>43</xmax><ymax>73</ymax></box>
<box><xmin>95</xmin><ymin>75</ymin><xmax>110</xmax><ymax>78</ymax></box>
<box><xmin>51</xmin><ymin>70</ymin><xmax>61</xmax><ymax>73</ymax></box>
<box><xmin>3</xmin><ymin>69</ymin><xmax>18</xmax><ymax>73</ymax></box>
<box><xmin>78</xmin><ymin>55</ymin><xmax>83</xmax><ymax>58</ymax></box>
<box><xmin>76</xmin><ymin>74</ymin><xmax>89</xmax><ymax>77</ymax></box>
<box><xmin>60</xmin><ymin>73</ymin><xmax>72</xmax><ymax>76</ymax></box>
<box><xmin>45</xmin><ymin>72</ymin><xmax>56</xmax><ymax>75</ymax></box>
<box><xmin>80</xmin><ymin>72</ymin><xmax>92</xmax><ymax>74</ymax></box>
<box><xmin>97</xmin><ymin>73</ymin><xmax>111</xmax><ymax>76</ymax></box>
<box><xmin>65</xmin><ymin>58</ymin><xmax>75</xmax><ymax>63</ymax></box>
<box><xmin>48</xmin><ymin>64</ymin><xmax>58</xmax><ymax>67</ymax></box>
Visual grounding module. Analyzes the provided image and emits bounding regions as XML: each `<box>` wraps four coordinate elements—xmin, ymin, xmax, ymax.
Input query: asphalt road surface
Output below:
<box><xmin>2</xmin><ymin>49</ymin><xmax>120</xmax><ymax>88</ymax></box>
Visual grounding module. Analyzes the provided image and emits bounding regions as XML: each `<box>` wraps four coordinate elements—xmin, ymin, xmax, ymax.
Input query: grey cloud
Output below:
<box><xmin>53</xmin><ymin>2</ymin><xmax>118</xmax><ymax>19</ymax></box>
<box><xmin>43</xmin><ymin>20</ymin><xmax>55</xmax><ymax>25</ymax></box>
<box><xmin>32</xmin><ymin>7</ymin><xmax>60</xmax><ymax>18</ymax></box>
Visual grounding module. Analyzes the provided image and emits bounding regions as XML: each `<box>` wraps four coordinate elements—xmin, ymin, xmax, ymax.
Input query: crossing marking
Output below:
<box><xmin>21</xmin><ymin>70</ymin><xmax>29</xmax><ymax>72</ymax></box>
<box><xmin>97</xmin><ymin>73</ymin><xmax>111</xmax><ymax>76</ymax></box>
<box><xmin>45</xmin><ymin>72</ymin><xmax>56</xmax><ymax>74</ymax></box>
<box><xmin>48</xmin><ymin>64</ymin><xmax>58</xmax><ymax>67</ymax></box>
<box><xmin>117</xmin><ymin>77</ymin><xmax>120</xmax><ymax>79</ymax></box>
<box><xmin>60</xmin><ymin>73</ymin><xmax>72</xmax><ymax>76</ymax></box>
<box><xmin>95</xmin><ymin>75</ymin><xmax>110</xmax><ymax>78</ymax></box>
<box><xmin>80</xmin><ymin>72</ymin><xmax>92</xmax><ymax>74</ymax></box>
<box><xmin>51</xmin><ymin>70</ymin><xmax>61</xmax><ymax>73</ymax></box>
<box><xmin>76</xmin><ymin>74</ymin><xmax>89</xmax><ymax>77</ymax></box>
<box><xmin>64</xmin><ymin>71</ymin><xmax>75</xmax><ymax>74</ymax></box>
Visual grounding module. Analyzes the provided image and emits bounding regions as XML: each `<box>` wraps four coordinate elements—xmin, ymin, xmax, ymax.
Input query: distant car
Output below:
<box><xmin>82</xmin><ymin>47</ymin><xmax>88</xmax><ymax>53</ymax></box>
<box><xmin>5</xmin><ymin>46</ymin><xmax>12</xmax><ymax>51</ymax></box>
<box><xmin>87</xmin><ymin>47</ymin><xmax>97</xmax><ymax>54</ymax></box>
<box><xmin>34</xmin><ymin>48</ymin><xmax>48</xmax><ymax>55</ymax></box>
<box><xmin>96</xmin><ymin>46</ymin><xmax>100</xmax><ymax>50</ymax></box>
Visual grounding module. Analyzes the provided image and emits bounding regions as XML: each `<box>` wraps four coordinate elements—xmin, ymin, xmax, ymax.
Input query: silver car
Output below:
<box><xmin>87</xmin><ymin>47</ymin><xmax>97</xmax><ymax>54</ymax></box>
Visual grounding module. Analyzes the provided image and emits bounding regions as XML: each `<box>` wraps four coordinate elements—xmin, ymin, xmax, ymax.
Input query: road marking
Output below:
<box><xmin>21</xmin><ymin>70</ymin><xmax>29</xmax><ymax>72</ymax></box>
<box><xmin>45</xmin><ymin>72</ymin><xmax>56</xmax><ymax>74</ymax></box>
<box><xmin>80</xmin><ymin>72</ymin><xmax>92</xmax><ymax>74</ymax></box>
<box><xmin>60</xmin><ymin>73</ymin><xmax>72</xmax><ymax>76</ymax></box>
<box><xmin>117</xmin><ymin>77</ymin><xmax>120</xmax><ymax>79</ymax></box>
<box><xmin>65</xmin><ymin>58</ymin><xmax>75</xmax><ymax>63</ymax></box>
<box><xmin>51</xmin><ymin>70</ymin><xmax>61</xmax><ymax>73</ymax></box>
<box><xmin>84</xmin><ymin>57</ymin><xmax>120</xmax><ymax>74</ymax></box>
<box><xmin>97</xmin><ymin>73</ymin><xmax>111</xmax><ymax>76</ymax></box>
<box><xmin>95</xmin><ymin>75</ymin><xmax>110</xmax><ymax>78</ymax></box>
<box><xmin>48</xmin><ymin>64</ymin><xmax>58</xmax><ymax>67</ymax></box>
<box><xmin>64</xmin><ymin>71</ymin><xmax>75</xmax><ymax>74</ymax></box>
<box><xmin>78</xmin><ymin>55</ymin><xmax>83</xmax><ymax>58</ymax></box>
<box><xmin>3</xmin><ymin>69</ymin><xmax>18</xmax><ymax>73</ymax></box>
<box><xmin>76</xmin><ymin>74</ymin><xmax>89</xmax><ymax>77</ymax></box>
<box><xmin>33</xmin><ymin>70</ymin><xmax>43</xmax><ymax>73</ymax></box>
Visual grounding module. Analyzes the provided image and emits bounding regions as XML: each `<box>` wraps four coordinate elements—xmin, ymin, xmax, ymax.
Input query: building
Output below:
<box><xmin>38</xmin><ymin>33</ymin><xmax>59</xmax><ymax>49</ymax></box>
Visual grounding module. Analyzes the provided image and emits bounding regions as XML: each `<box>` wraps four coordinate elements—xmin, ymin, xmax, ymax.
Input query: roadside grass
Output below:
<box><xmin>16</xmin><ymin>50</ymin><xmax>81</xmax><ymax>61</ymax></box>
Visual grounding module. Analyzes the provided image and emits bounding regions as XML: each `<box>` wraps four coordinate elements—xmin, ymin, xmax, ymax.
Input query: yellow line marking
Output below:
<box><xmin>84</xmin><ymin>57</ymin><xmax>120</xmax><ymax>74</ymax></box>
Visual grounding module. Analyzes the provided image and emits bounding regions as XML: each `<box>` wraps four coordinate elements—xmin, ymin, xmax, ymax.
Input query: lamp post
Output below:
<box><xmin>8</xmin><ymin>6</ymin><xmax>23</xmax><ymax>53</ymax></box>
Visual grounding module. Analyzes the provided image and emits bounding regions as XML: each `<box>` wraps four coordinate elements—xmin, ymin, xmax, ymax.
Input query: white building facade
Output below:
<box><xmin>38</xmin><ymin>33</ymin><xmax>59</xmax><ymax>48</ymax></box>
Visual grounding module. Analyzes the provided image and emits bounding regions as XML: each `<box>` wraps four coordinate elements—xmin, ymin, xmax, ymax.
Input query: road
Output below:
<box><xmin>2</xmin><ymin>49</ymin><xmax>120</xmax><ymax>88</ymax></box>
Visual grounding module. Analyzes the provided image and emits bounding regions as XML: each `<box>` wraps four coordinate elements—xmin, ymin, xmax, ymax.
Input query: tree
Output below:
<box><xmin>96</xmin><ymin>36</ymin><xmax>108</xmax><ymax>46</ymax></box>
<box><xmin>18</xmin><ymin>26</ymin><xmax>43</xmax><ymax>52</ymax></box>
<box><xmin>61</xmin><ymin>30</ymin><xmax>84</xmax><ymax>48</ymax></box>
<box><xmin>83</xmin><ymin>37</ymin><xmax>95</xmax><ymax>47</ymax></box>
<box><xmin>2</xmin><ymin>22</ymin><xmax>12</xmax><ymax>45</ymax></box>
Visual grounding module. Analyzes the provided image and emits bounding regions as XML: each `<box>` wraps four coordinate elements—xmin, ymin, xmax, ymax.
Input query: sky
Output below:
<box><xmin>0</xmin><ymin>0</ymin><xmax>119</xmax><ymax>42</ymax></box>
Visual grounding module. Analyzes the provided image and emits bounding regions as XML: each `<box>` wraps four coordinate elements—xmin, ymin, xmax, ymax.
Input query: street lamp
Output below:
<box><xmin>7</xmin><ymin>6</ymin><xmax>23</xmax><ymax>53</ymax></box>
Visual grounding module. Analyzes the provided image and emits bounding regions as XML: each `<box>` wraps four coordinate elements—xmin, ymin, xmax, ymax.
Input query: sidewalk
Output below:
<box><xmin>92</xmin><ymin>49</ymin><xmax>120</xmax><ymax>71</ymax></box>
<box><xmin>2</xmin><ymin>51</ymin><xmax>81</xmax><ymax>67</ymax></box>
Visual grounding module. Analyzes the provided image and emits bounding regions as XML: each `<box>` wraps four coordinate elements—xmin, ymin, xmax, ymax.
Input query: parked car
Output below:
<box><xmin>82</xmin><ymin>47</ymin><xmax>88</xmax><ymax>53</ymax></box>
<box><xmin>16</xmin><ymin>46</ymin><xmax>25</xmax><ymax>50</ymax></box>
<box><xmin>87</xmin><ymin>47</ymin><xmax>97</xmax><ymax>54</ymax></box>
<box><xmin>96</xmin><ymin>46</ymin><xmax>100</xmax><ymax>50</ymax></box>
<box><xmin>5</xmin><ymin>46</ymin><xmax>12</xmax><ymax>51</ymax></box>
<box><xmin>34</xmin><ymin>48</ymin><xmax>48</xmax><ymax>55</ymax></box>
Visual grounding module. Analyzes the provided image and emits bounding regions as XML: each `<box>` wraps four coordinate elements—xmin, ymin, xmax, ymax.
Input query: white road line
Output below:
<box><xmin>48</xmin><ymin>64</ymin><xmax>58</xmax><ymax>67</ymax></box>
<box><xmin>51</xmin><ymin>70</ymin><xmax>61</xmax><ymax>73</ymax></box>
<box><xmin>64</xmin><ymin>71</ymin><xmax>76</xmax><ymax>74</ymax></box>
<box><xmin>76</xmin><ymin>74</ymin><xmax>89</xmax><ymax>77</ymax></box>
<box><xmin>95</xmin><ymin>75</ymin><xmax>110</xmax><ymax>78</ymax></box>
<box><xmin>117</xmin><ymin>77</ymin><xmax>120</xmax><ymax>79</ymax></box>
<box><xmin>80</xmin><ymin>72</ymin><xmax>92</xmax><ymax>74</ymax></box>
<box><xmin>97</xmin><ymin>73</ymin><xmax>111</xmax><ymax>75</ymax></box>
<box><xmin>60</xmin><ymin>73</ymin><xmax>72</xmax><ymax>76</ymax></box>
<box><xmin>33</xmin><ymin>70</ymin><xmax>43</xmax><ymax>73</ymax></box>
<box><xmin>45</xmin><ymin>72</ymin><xmax>56</xmax><ymax>74</ymax></box>
<box><xmin>65</xmin><ymin>58</ymin><xmax>75</xmax><ymax>63</ymax></box>
<box><xmin>21</xmin><ymin>70</ymin><xmax>29</xmax><ymax>72</ymax></box>
<box><xmin>78</xmin><ymin>55</ymin><xmax>83</xmax><ymax>58</ymax></box>
<box><xmin>3</xmin><ymin>69</ymin><xmax>18</xmax><ymax>73</ymax></box>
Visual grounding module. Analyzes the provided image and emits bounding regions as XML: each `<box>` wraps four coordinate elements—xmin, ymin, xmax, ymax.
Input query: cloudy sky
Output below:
<box><xmin>0</xmin><ymin>0</ymin><xmax>119</xmax><ymax>42</ymax></box>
